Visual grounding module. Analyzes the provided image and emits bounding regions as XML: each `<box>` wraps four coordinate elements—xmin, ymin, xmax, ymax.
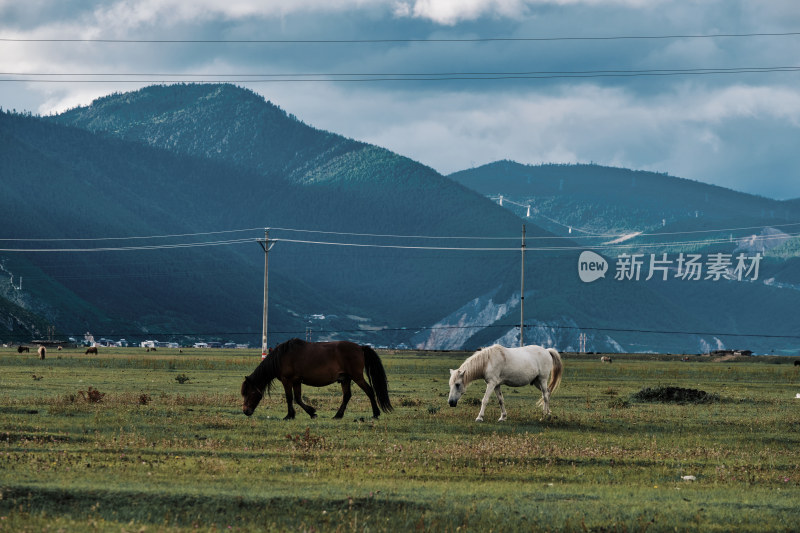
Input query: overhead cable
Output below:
<box><xmin>3</xmin><ymin>221</ymin><xmax>800</xmax><ymax>245</ymax></box>
<box><xmin>2</xmin><ymin>31</ymin><xmax>799</xmax><ymax>44</ymax></box>
<box><xmin>0</xmin><ymin>237</ymin><xmax>255</xmax><ymax>253</ymax></box>
<box><xmin>1</xmin><ymin>230</ymin><xmax>797</xmax><ymax>253</ymax></box>
<box><xmin>2</xmin><ymin>66</ymin><xmax>799</xmax><ymax>83</ymax></box>
<box><xmin>22</xmin><ymin>321</ymin><xmax>800</xmax><ymax>341</ymax></box>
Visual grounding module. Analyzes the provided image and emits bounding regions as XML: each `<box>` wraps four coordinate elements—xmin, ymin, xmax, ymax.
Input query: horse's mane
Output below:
<box><xmin>247</xmin><ymin>338</ymin><xmax>307</xmax><ymax>395</ymax></box>
<box><xmin>459</xmin><ymin>344</ymin><xmax>503</xmax><ymax>385</ymax></box>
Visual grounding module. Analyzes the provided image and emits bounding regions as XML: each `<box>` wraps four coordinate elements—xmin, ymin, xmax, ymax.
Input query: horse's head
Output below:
<box><xmin>240</xmin><ymin>376</ymin><xmax>264</xmax><ymax>416</ymax></box>
<box><xmin>448</xmin><ymin>369</ymin><xmax>466</xmax><ymax>407</ymax></box>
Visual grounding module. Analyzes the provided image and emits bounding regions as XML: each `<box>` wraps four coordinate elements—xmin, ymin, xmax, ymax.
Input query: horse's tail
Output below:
<box><xmin>547</xmin><ymin>348</ymin><xmax>563</xmax><ymax>395</ymax></box>
<box><xmin>536</xmin><ymin>348</ymin><xmax>563</xmax><ymax>409</ymax></box>
<box><xmin>362</xmin><ymin>346</ymin><xmax>393</xmax><ymax>413</ymax></box>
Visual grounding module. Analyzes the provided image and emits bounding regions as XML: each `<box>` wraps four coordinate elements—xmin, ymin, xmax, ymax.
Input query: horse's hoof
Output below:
<box><xmin>498</xmin><ymin>418</ymin><xmax>506</xmax><ymax>422</ymax></box>
<box><xmin>310</xmin><ymin>413</ymin><xmax>318</xmax><ymax>419</ymax></box>
<box><xmin>475</xmin><ymin>417</ymin><xmax>484</xmax><ymax>422</ymax></box>
<box><xmin>283</xmin><ymin>415</ymin><xmax>295</xmax><ymax>420</ymax></box>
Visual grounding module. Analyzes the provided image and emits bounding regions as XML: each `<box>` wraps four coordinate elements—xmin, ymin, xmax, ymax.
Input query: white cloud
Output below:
<box><xmin>692</xmin><ymin>85</ymin><xmax>800</xmax><ymax>124</ymax></box>
<box><xmin>393</xmin><ymin>0</ymin><xmax>664</xmax><ymax>25</ymax></box>
<box><xmin>395</xmin><ymin>0</ymin><xmax>528</xmax><ymax>25</ymax></box>
<box><xmin>88</xmin><ymin>0</ymin><xmax>390</xmax><ymax>29</ymax></box>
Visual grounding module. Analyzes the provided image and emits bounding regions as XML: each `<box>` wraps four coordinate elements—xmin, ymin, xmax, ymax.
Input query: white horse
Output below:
<box><xmin>448</xmin><ymin>344</ymin><xmax>563</xmax><ymax>422</ymax></box>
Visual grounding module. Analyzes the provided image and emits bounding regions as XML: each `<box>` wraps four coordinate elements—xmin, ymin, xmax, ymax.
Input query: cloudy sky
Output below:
<box><xmin>1</xmin><ymin>0</ymin><xmax>799</xmax><ymax>198</ymax></box>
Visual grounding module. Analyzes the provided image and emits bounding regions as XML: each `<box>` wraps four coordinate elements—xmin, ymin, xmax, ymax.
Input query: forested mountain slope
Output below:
<box><xmin>450</xmin><ymin>161</ymin><xmax>797</xmax><ymax>242</ymax></box>
<box><xmin>1</xmin><ymin>85</ymin><xmax>797</xmax><ymax>354</ymax></box>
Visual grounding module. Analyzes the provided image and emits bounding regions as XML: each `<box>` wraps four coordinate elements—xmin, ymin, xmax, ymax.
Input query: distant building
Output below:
<box><xmin>709</xmin><ymin>349</ymin><xmax>753</xmax><ymax>357</ymax></box>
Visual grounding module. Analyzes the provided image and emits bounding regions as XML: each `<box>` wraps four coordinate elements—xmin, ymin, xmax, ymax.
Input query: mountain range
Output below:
<box><xmin>1</xmin><ymin>84</ymin><xmax>798</xmax><ymax>354</ymax></box>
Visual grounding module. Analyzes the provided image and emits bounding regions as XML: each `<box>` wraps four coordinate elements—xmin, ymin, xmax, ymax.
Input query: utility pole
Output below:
<box><xmin>257</xmin><ymin>229</ymin><xmax>274</xmax><ymax>359</ymax></box>
<box><xmin>520</xmin><ymin>224</ymin><xmax>526</xmax><ymax>347</ymax></box>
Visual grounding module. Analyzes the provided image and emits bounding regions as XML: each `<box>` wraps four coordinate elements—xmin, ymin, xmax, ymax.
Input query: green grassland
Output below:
<box><xmin>1</xmin><ymin>347</ymin><xmax>798</xmax><ymax>532</ymax></box>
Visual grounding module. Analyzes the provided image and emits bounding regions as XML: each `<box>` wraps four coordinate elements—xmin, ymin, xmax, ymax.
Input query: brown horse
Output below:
<box><xmin>241</xmin><ymin>338</ymin><xmax>393</xmax><ymax>420</ymax></box>
<box><xmin>85</xmin><ymin>346</ymin><xmax>98</xmax><ymax>355</ymax></box>
<box><xmin>17</xmin><ymin>345</ymin><xmax>29</xmax><ymax>353</ymax></box>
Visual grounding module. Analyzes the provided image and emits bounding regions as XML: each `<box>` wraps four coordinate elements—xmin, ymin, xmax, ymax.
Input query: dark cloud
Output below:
<box><xmin>1</xmin><ymin>0</ymin><xmax>798</xmax><ymax>198</ymax></box>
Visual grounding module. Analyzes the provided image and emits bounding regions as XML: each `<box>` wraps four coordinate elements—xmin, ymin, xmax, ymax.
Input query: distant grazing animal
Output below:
<box><xmin>38</xmin><ymin>345</ymin><xmax>46</xmax><ymax>360</ymax></box>
<box><xmin>600</xmin><ymin>356</ymin><xmax>613</xmax><ymax>363</ymax></box>
<box><xmin>448</xmin><ymin>344</ymin><xmax>563</xmax><ymax>422</ymax></box>
<box><xmin>18</xmin><ymin>345</ymin><xmax>30</xmax><ymax>353</ymax></box>
<box><xmin>57</xmin><ymin>346</ymin><xmax>62</xmax><ymax>351</ymax></box>
<box><xmin>795</xmin><ymin>360</ymin><xmax>800</xmax><ymax>367</ymax></box>
<box><xmin>241</xmin><ymin>338</ymin><xmax>392</xmax><ymax>420</ymax></box>
<box><xmin>85</xmin><ymin>346</ymin><xmax>98</xmax><ymax>355</ymax></box>
<box><xmin>146</xmin><ymin>347</ymin><xmax>157</xmax><ymax>352</ymax></box>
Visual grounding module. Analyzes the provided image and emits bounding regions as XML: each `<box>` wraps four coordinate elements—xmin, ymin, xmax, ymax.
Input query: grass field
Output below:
<box><xmin>1</xmin><ymin>347</ymin><xmax>799</xmax><ymax>532</ymax></box>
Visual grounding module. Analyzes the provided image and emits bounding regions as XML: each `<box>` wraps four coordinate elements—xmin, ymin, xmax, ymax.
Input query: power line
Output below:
<box><xmin>2</xmin><ymin>66</ymin><xmax>799</xmax><ymax>83</ymax></box>
<box><xmin>0</xmin><ymin>237</ymin><xmax>256</xmax><ymax>253</ymax></box>
<box><xmin>7</xmin><ymin>220</ymin><xmax>800</xmax><ymax>243</ymax></box>
<box><xmin>1</xmin><ymin>224</ymin><xmax>797</xmax><ymax>253</ymax></box>
<box><xmin>2</xmin><ymin>32</ymin><xmax>799</xmax><ymax>44</ymax></box>
<box><xmin>272</xmin><ymin>237</ymin><xmax>520</xmax><ymax>251</ymax></box>
<box><xmin>12</xmin><ymin>322</ymin><xmax>800</xmax><ymax>342</ymax></box>
<box><xmin>531</xmin><ymin>214</ymin><xmax>800</xmax><ymax>240</ymax></box>
<box><xmin>4</xmin><ymin>66</ymin><xmax>800</xmax><ymax>77</ymax></box>
<box><xmin>272</xmin><ymin>231</ymin><xmax>800</xmax><ymax>252</ymax></box>
<box><xmin>0</xmin><ymin>227</ymin><xmax>263</xmax><ymax>242</ymax></box>
<box><xmin>4</xmin><ymin>221</ymin><xmax>800</xmax><ymax>245</ymax></box>
<box><xmin>268</xmin><ymin>226</ymin><xmax>518</xmax><ymax>240</ymax></box>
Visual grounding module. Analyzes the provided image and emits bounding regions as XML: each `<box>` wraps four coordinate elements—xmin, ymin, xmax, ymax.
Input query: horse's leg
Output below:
<box><xmin>353</xmin><ymin>375</ymin><xmax>381</xmax><ymax>418</ymax></box>
<box><xmin>333</xmin><ymin>377</ymin><xmax>352</xmax><ymax>419</ymax></box>
<box><xmin>495</xmin><ymin>386</ymin><xmax>507</xmax><ymax>422</ymax></box>
<box><xmin>292</xmin><ymin>382</ymin><xmax>317</xmax><ymax>419</ymax></box>
<box><xmin>476</xmin><ymin>381</ymin><xmax>497</xmax><ymax>422</ymax></box>
<box><xmin>534</xmin><ymin>375</ymin><xmax>551</xmax><ymax>417</ymax></box>
<box><xmin>282</xmin><ymin>381</ymin><xmax>296</xmax><ymax>420</ymax></box>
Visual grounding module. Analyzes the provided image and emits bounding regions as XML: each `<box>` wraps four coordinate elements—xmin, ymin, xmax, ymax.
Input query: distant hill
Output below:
<box><xmin>448</xmin><ymin>161</ymin><xmax>800</xmax><ymax>354</ymax></box>
<box><xmin>1</xmin><ymin>86</ymin><xmax>545</xmax><ymax>348</ymax></box>
<box><xmin>1</xmin><ymin>109</ymin><xmax>322</xmax><ymax>341</ymax></box>
<box><xmin>449</xmin><ymin>161</ymin><xmax>798</xmax><ymax>243</ymax></box>
<box><xmin>48</xmin><ymin>86</ymin><xmax>551</xmax><ymax>334</ymax></box>
<box><xmin>0</xmin><ymin>284</ymin><xmax>52</xmax><ymax>345</ymax></box>
<box><xmin>1</xmin><ymin>86</ymin><xmax>798</xmax><ymax>354</ymax></box>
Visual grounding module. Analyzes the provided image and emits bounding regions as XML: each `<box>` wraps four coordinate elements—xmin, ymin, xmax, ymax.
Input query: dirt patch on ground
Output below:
<box><xmin>632</xmin><ymin>386</ymin><xmax>720</xmax><ymax>404</ymax></box>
